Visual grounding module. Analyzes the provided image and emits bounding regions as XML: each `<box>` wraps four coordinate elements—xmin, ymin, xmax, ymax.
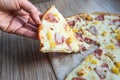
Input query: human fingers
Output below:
<box><xmin>14</xmin><ymin>27</ymin><xmax>38</xmax><ymax>39</ymax></box>
<box><xmin>20</xmin><ymin>0</ymin><xmax>42</xmax><ymax>24</ymax></box>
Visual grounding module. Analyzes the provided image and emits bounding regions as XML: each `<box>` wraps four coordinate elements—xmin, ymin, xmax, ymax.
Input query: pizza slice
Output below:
<box><xmin>65</xmin><ymin>48</ymin><xmax>120</xmax><ymax>80</ymax></box>
<box><xmin>38</xmin><ymin>5</ymin><xmax>81</xmax><ymax>53</ymax></box>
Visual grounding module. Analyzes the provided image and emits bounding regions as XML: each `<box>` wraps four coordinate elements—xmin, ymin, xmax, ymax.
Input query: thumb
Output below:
<box><xmin>20</xmin><ymin>0</ymin><xmax>42</xmax><ymax>24</ymax></box>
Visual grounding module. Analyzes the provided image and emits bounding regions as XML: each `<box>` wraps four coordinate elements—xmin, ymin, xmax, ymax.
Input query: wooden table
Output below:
<box><xmin>0</xmin><ymin>0</ymin><xmax>120</xmax><ymax>80</ymax></box>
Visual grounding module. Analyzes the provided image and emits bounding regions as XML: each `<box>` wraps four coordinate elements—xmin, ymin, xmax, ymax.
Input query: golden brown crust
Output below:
<box><xmin>41</xmin><ymin>5</ymin><xmax>55</xmax><ymax>20</ymax></box>
<box><xmin>66</xmin><ymin>12</ymin><xmax>120</xmax><ymax>19</ymax></box>
<box><xmin>92</xmin><ymin>12</ymin><xmax>120</xmax><ymax>16</ymax></box>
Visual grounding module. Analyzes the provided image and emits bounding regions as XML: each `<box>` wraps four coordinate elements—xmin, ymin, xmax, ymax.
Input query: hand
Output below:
<box><xmin>0</xmin><ymin>0</ymin><xmax>42</xmax><ymax>39</ymax></box>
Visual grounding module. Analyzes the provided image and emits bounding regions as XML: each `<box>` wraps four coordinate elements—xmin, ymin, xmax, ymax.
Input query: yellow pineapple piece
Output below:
<box><xmin>53</xmin><ymin>13</ymin><xmax>58</xmax><ymax>17</ymax></box>
<box><xmin>116</xmin><ymin>34</ymin><xmax>120</xmax><ymax>41</ymax></box>
<box><xmin>50</xmin><ymin>41</ymin><xmax>56</xmax><ymax>48</ymax></box>
<box><xmin>106</xmin><ymin>44</ymin><xmax>115</xmax><ymax>50</ymax></box>
<box><xmin>112</xmin><ymin>66</ymin><xmax>120</xmax><ymax>74</ymax></box>
<box><xmin>86</xmin><ymin>15</ymin><xmax>93</xmax><ymax>21</ymax></box>
<box><xmin>66</xmin><ymin>37</ymin><xmax>73</xmax><ymax>45</ymax></box>
<box><xmin>47</xmin><ymin>32</ymin><xmax>52</xmax><ymax>40</ymax></box>
<box><xmin>72</xmin><ymin>28</ymin><xmax>78</xmax><ymax>33</ymax></box>
<box><xmin>114</xmin><ymin>30</ymin><xmax>120</xmax><ymax>34</ymax></box>
<box><xmin>91</xmin><ymin>59</ymin><xmax>98</xmax><ymax>64</ymax></box>
<box><xmin>115</xmin><ymin>62</ymin><xmax>120</xmax><ymax>68</ymax></box>
<box><xmin>93</xmin><ymin>20</ymin><xmax>99</xmax><ymax>25</ymax></box>
<box><xmin>85</xmin><ymin>54</ymin><xmax>94</xmax><ymax>62</ymax></box>
<box><xmin>102</xmin><ymin>31</ymin><xmax>108</xmax><ymax>36</ymax></box>
<box><xmin>77</xmin><ymin>69</ymin><xmax>87</xmax><ymax>76</ymax></box>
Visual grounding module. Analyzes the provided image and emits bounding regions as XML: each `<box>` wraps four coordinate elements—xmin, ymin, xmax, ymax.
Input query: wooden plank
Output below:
<box><xmin>0</xmin><ymin>32</ymin><xmax>56</xmax><ymax>80</ymax></box>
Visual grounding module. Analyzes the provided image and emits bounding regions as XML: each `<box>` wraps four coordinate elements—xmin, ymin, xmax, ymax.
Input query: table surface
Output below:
<box><xmin>0</xmin><ymin>0</ymin><xmax>120</xmax><ymax>80</ymax></box>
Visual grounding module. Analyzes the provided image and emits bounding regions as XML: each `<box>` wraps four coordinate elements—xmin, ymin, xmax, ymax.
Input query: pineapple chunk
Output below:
<box><xmin>91</xmin><ymin>59</ymin><xmax>98</xmax><ymax>64</ymax></box>
<box><xmin>106</xmin><ymin>44</ymin><xmax>115</xmax><ymax>50</ymax></box>
<box><xmin>114</xmin><ymin>30</ymin><xmax>120</xmax><ymax>34</ymax></box>
<box><xmin>53</xmin><ymin>13</ymin><xmax>58</xmax><ymax>17</ymax></box>
<box><xmin>115</xmin><ymin>62</ymin><xmax>120</xmax><ymax>68</ymax></box>
<box><xmin>77</xmin><ymin>69</ymin><xmax>87</xmax><ymax>76</ymax></box>
<box><xmin>93</xmin><ymin>20</ymin><xmax>99</xmax><ymax>25</ymax></box>
<box><xmin>116</xmin><ymin>34</ymin><xmax>120</xmax><ymax>41</ymax></box>
<box><xmin>66</xmin><ymin>37</ymin><xmax>73</xmax><ymax>45</ymax></box>
<box><xmin>86</xmin><ymin>15</ymin><xmax>93</xmax><ymax>21</ymax></box>
<box><xmin>72</xmin><ymin>28</ymin><xmax>78</xmax><ymax>33</ymax></box>
<box><xmin>47</xmin><ymin>32</ymin><xmax>52</xmax><ymax>40</ymax></box>
<box><xmin>85</xmin><ymin>54</ymin><xmax>94</xmax><ymax>62</ymax></box>
<box><xmin>102</xmin><ymin>31</ymin><xmax>108</xmax><ymax>36</ymax></box>
<box><xmin>112</xmin><ymin>66</ymin><xmax>120</xmax><ymax>74</ymax></box>
<box><xmin>50</xmin><ymin>41</ymin><xmax>56</xmax><ymax>48</ymax></box>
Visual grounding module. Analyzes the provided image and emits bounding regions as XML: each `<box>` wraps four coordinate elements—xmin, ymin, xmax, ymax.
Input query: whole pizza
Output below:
<box><xmin>39</xmin><ymin>5</ymin><xmax>120</xmax><ymax>80</ymax></box>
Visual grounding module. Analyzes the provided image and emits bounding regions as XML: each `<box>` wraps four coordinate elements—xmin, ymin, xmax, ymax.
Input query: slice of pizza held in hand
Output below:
<box><xmin>38</xmin><ymin>5</ymin><xmax>81</xmax><ymax>53</ymax></box>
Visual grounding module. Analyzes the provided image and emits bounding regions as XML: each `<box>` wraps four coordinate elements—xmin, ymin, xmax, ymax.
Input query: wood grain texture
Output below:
<box><xmin>1</xmin><ymin>0</ymin><xmax>120</xmax><ymax>80</ymax></box>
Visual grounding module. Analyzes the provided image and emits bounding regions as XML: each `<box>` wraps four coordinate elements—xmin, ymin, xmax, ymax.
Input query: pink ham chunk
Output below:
<box><xmin>45</xmin><ymin>13</ymin><xmax>58</xmax><ymax>23</ymax></box>
<box><xmin>55</xmin><ymin>33</ymin><xmax>65</xmax><ymax>45</ymax></box>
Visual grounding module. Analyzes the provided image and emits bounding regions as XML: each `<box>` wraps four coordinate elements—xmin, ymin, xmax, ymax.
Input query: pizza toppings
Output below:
<box><xmin>111</xmin><ymin>66</ymin><xmax>120</xmax><ymax>74</ymax></box>
<box><xmin>85</xmin><ymin>54</ymin><xmax>99</xmax><ymax>64</ymax></box>
<box><xmin>50</xmin><ymin>41</ymin><xmax>56</xmax><ymax>48</ymax></box>
<box><xmin>101</xmin><ymin>31</ymin><xmax>108</xmax><ymax>36</ymax></box>
<box><xmin>80</xmin><ymin>14</ymin><xmax>93</xmax><ymax>21</ymax></box>
<box><xmin>116</xmin><ymin>34</ymin><xmax>120</xmax><ymax>41</ymax></box>
<box><xmin>72</xmin><ymin>28</ymin><xmax>79</xmax><ymax>33</ymax></box>
<box><xmin>91</xmin><ymin>59</ymin><xmax>98</xmax><ymax>64</ymax></box>
<box><xmin>111</xmin><ymin>19</ymin><xmax>120</xmax><ymax>26</ymax></box>
<box><xmin>101</xmin><ymin>63</ymin><xmax>109</xmax><ymax>68</ymax></box>
<box><xmin>55</xmin><ymin>33</ymin><xmax>64</xmax><ymax>45</ymax></box>
<box><xmin>105</xmin><ymin>53</ymin><xmax>116</xmax><ymax>61</ymax></box>
<box><xmin>105</xmin><ymin>44</ymin><xmax>115</xmax><ymax>50</ymax></box>
<box><xmin>114</xmin><ymin>62</ymin><xmax>120</xmax><ymax>68</ymax></box>
<box><xmin>68</xmin><ymin>20</ymin><xmax>76</xmax><ymax>27</ymax></box>
<box><xmin>47</xmin><ymin>32</ymin><xmax>52</xmax><ymax>40</ymax></box>
<box><xmin>76</xmin><ymin>16</ymin><xmax>81</xmax><ymax>21</ymax></box>
<box><xmin>86</xmin><ymin>15</ymin><xmax>93</xmax><ymax>21</ymax></box>
<box><xmin>80</xmin><ymin>44</ymin><xmax>87</xmax><ymax>51</ymax></box>
<box><xmin>45</xmin><ymin>13</ymin><xmax>58</xmax><ymax>23</ymax></box>
<box><xmin>76</xmin><ymin>33</ymin><xmax>83</xmax><ymax>42</ymax></box>
<box><xmin>95</xmin><ymin>15</ymin><xmax>104</xmax><ymax>21</ymax></box>
<box><xmin>114</xmin><ymin>29</ymin><xmax>120</xmax><ymax>34</ymax></box>
<box><xmin>65</xmin><ymin>13</ymin><xmax>120</xmax><ymax>80</ymax></box>
<box><xmin>77</xmin><ymin>69</ymin><xmax>87</xmax><ymax>76</ymax></box>
<box><xmin>94</xmin><ymin>66</ymin><xmax>108</xmax><ymax>79</ymax></box>
<box><xmin>84</xmin><ymin>37</ymin><xmax>96</xmax><ymax>44</ymax></box>
<box><xmin>72</xmin><ymin>77</ymin><xmax>86</xmax><ymax>80</ymax></box>
<box><xmin>66</xmin><ymin>37</ymin><xmax>73</xmax><ymax>45</ymax></box>
<box><xmin>89</xmin><ymin>26</ymin><xmax>98</xmax><ymax>35</ymax></box>
<box><xmin>93</xmin><ymin>49</ymin><xmax>103</xmax><ymax>60</ymax></box>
